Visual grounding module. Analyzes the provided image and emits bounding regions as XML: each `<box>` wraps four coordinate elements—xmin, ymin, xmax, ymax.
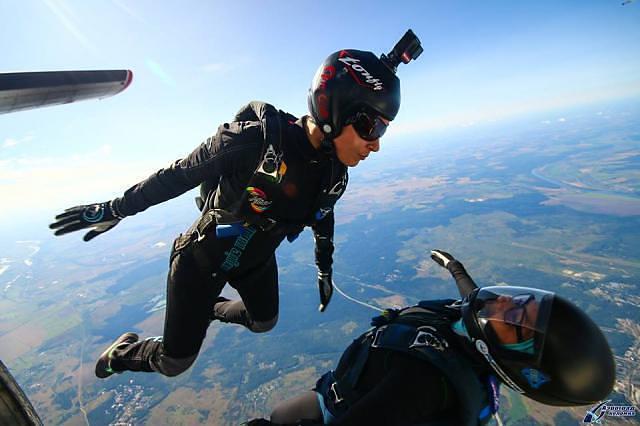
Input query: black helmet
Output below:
<box><xmin>308</xmin><ymin>30</ymin><xmax>422</xmax><ymax>141</ymax></box>
<box><xmin>461</xmin><ymin>286</ymin><xmax>615</xmax><ymax>406</ymax></box>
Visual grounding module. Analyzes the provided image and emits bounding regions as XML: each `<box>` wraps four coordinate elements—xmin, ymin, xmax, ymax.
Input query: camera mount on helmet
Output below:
<box><xmin>307</xmin><ymin>29</ymin><xmax>423</xmax><ymax>153</ymax></box>
<box><xmin>380</xmin><ymin>29</ymin><xmax>424</xmax><ymax>74</ymax></box>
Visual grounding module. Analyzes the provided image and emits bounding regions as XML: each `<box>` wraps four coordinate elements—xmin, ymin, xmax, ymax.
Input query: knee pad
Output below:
<box><xmin>152</xmin><ymin>353</ymin><xmax>197</xmax><ymax>377</ymax></box>
<box><xmin>249</xmin><ymin>315</ymin><xmax>278</xmax><ymax>333</ymax></box>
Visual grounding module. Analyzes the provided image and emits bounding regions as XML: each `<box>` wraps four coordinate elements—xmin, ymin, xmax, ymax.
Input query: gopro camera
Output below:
<box><xmin>381</xmin><ymin>29</ymin><xmax>424</xmax><ymax>73</ymax></box>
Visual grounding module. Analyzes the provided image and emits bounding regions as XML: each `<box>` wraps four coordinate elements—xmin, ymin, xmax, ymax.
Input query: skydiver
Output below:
<box><xmin>243</xmin><ymin>250</ymin><xmax>615</xmax><ymax>426</ymax></box>
<box><xmin>49</xmin><ymin>31</ymin><xmax>423</xmax><ymax>379</ymax></box>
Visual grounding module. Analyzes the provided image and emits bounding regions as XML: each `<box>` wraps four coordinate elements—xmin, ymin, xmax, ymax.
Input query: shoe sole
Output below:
<box><xmin>95</xmin><ymin>332</ymin><xmax>139</xmax><ymax>379</ymax></box>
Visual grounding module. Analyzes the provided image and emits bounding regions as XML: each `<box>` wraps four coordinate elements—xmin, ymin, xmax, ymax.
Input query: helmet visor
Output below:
<box><xmin>474</xmin><ymin>287</ymin><xmax>553</xmax><ymax>348</ymax></box>
<box><xmin>345</xmin><ymin>111</ymin><xmax>388</xmax><ymax>141</ymax></box>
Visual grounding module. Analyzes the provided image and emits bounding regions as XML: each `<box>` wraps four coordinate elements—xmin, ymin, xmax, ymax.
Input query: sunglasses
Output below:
<box><xmin>503</xmin><ymin>294</ymin><xmax>535</xmax><ymax>342</ymax></box>
<box><xmin>345</xmin><ymin>111</ymin><xmax>388</xmax><ymax>141</ymax></box>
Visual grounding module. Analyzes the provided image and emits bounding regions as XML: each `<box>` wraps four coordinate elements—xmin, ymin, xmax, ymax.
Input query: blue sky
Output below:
<box><xmin>1</xmin><ymin>0</ymin><xmax>639</xmax><ymax>225</ymax></box>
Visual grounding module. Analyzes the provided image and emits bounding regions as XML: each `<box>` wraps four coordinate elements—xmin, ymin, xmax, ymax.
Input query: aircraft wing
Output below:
<box><xmin>0</xmin><ymin>360</ymin><xmax>42</xmax><ymax>425</ymax></box>
<box><xmin>0</xmin><ymin>69</ymin><xmax>132</xmax><ymax>425</ymax></box>
<box><xmin>0</xmin><ymin>69</ymin><xmax>133</xmax><ymax>114</ymax></box>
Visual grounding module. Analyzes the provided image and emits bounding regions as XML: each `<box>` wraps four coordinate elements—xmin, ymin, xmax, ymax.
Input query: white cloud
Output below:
<box><xmin>0</xmin><ymin>145</ymin><xmax>157</xmax><ymax>221</ymax></box>
<box><xmin>101</xmin><ymin>144</ymin><xmax>112</xmax><ymax>155</ymax></box>
<box><xmin>2</xmin><ymin>133</ymin><xmax>34</xmax><ymax>149</ymax></box>
<box><xmin>390</xmin><ymin>82</ymin><xmax>640</xmax><ymax>138</ymax></box>
<box><xmin>3</xmin><ymin>139</ymin><xmax>19</xmax><ymax>148</ymax></box>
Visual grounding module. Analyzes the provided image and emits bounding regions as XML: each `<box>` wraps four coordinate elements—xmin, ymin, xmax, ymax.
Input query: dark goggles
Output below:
<box><xmin>345</xmin><ymin>111</ymin><xmax>388</xmax><ymax>141</ymax></box>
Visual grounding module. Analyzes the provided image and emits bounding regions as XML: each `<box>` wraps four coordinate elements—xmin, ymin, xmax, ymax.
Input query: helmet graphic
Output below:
<box><xmin>461</xmin><ymin>286</ymin><xmax>615</xmax><ymax>406</ymax></box>
<box><xmin>308</xmin><ymin>30</ymin><xmax>422</xmax><ymax>141</ymax></box>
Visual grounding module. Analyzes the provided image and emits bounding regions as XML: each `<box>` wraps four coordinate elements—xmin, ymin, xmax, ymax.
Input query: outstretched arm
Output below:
<box><xmin>50</xmin><ymin>121</ymin><xmax>262</xmax><ymax>240</ymax></box>
<box><xmin>430</xmin><ymin>250</ymin><xmax>478</xmax><ymax>298</ymax></box>
<box><xmin>113</xmin><ymin>121</ymin><xmax>261</xmax><ymax>217</ymax></box>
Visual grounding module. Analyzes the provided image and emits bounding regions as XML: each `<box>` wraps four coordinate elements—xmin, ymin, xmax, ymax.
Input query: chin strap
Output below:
<box><xmin>320</xmin><ymin>137</ymin><xmax>334</xmax><ymax>155</ymax></box>
<box><xmin>306</xmin><ymin>115</ymin><xmax>336</xmax><ymax>156</ymax></box>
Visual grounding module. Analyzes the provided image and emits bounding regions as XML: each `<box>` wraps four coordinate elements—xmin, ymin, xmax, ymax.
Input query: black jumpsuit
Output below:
<box><xmin>269</xmin><ymin>260</ymin><xmax>482</xmax><ymax>425</ymax></box>
<box><xmin>109</xmin><ymin>114</ymin><xmax>343</xmax><ymax>376</ymax></box>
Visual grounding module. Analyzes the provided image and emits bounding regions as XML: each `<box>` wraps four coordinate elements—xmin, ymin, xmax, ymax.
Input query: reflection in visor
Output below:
<box><xmin>474</xmin><ymin>287</ymin><xmax>552</xmax><ymax>347</ymax></box>
<box><xmin>504</xmin><ymin>294</ymin><xmax>534</xmax><ymax>324</ymax></box>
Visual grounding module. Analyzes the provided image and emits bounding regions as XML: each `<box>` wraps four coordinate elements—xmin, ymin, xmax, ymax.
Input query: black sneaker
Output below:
<box><xmin>95</xmin><ymin>332</ymin><xmax>139</xmax><ymax>379</ymax></box>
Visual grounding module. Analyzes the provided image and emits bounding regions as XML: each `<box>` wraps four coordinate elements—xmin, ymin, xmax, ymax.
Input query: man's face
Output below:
<box><xmin>484</xmin><ymin>295</ymin><xmax>539</xmax><ymax>345</ymax></box>
<box><xmin>333</xmin><ymin>117</ymin><xmax>389</xmax><ymax>167</ymax></box>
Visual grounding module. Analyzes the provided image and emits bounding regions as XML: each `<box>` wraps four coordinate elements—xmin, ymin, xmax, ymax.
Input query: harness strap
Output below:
<box><xmin>229</xmin><ymin>106</ymin><xmax>308</xmax><ymax>233</ymax></box>
<box><xmin>330</xmin><ymin>323</ymin><xmax>450</xmax><ymax>407</ymax></box>
<box><xmin>333</xmin><ymin>332</ymin><xmax>374</xmax><ymax>406</ymax></box>
<box><xmin>190</xmin><ymin>210</ymin><xmax>219</xmax><ymax>278</ymax></box>
<box><xmin>320</xmin><ymin>306</ymin><xmax>498</xmax><ymax>426</ymax></box>
<box><xmin>371</xmin><ymin>323</ymin><xmax>419</xmax><ymax>351</ymax></box>
<box><xmin>195</xmin><ymin>209</ymin><xmax>217</xmax><ymax>241</ymax></box>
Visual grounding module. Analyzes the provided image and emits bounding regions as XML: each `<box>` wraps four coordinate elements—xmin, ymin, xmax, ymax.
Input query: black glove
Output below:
<box><xmin>50</xmin><ymin>201</ymin><xmax>123</xmax><ymax>241</ymax></box>
<box><xmin>317</xmin><ymin>270</ymin><xmax>333</xmax><ymax>312</ymax></box>
<box><xmin>430</xmin><ymin>249</ymin><xmax>456</xmax><ymax>269</ymax></box>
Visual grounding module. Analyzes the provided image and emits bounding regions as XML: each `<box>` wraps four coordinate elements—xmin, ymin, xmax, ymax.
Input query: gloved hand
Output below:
<box><xmin>371</xmin><ymin>308</ymin><xmax>400</xmax><ymax>327</ymax></box>
<box><xmin>49</xmin><ymin>201</ymin><xmax>123</xmax><ymax>241</ymax></box>
<box><xmin>430</xmin><ymin>249</ymin><xmax>456</xmax><ymax>269</ymax></box>
<box><xmin>317</xmin><ymin>270</ymin><xmax>333</xmax><ymax>312</ymax></box>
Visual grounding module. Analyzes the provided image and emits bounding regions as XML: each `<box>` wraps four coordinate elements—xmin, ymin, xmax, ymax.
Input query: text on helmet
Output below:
<box><xmin>338</xmin><ymin>51</ymin><xmax>384</xmax><ymax>91</ymax></box>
